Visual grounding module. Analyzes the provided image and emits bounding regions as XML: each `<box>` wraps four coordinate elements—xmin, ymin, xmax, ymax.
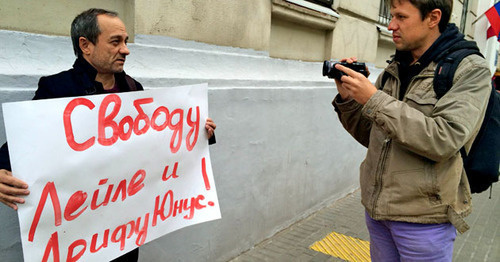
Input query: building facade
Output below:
<box><xmin>2</xmin><ymin>0</ymin><xmax>495</xmax><ymax>65</ymax></box>
<box><xmin>0</xmin><ymin>0</ymin><xmax>497</xmax><ymax>261</ymax></box>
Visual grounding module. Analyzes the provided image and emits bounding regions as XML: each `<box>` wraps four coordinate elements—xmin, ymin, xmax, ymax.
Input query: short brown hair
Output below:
<box><xmin>386</xmin><ymin>0</ymin><xmax>453</xmax><ymax>32</ymax></box>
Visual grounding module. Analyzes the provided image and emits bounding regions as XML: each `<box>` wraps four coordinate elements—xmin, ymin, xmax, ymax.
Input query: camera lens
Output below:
<box><xmin>323</xmin><ymin>61</ymin><xmax>332</xmax><ymax>77</ymax></box>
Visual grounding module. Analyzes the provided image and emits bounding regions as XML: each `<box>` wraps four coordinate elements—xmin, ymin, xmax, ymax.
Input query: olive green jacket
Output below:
<box><xmin>333</xmin><ymin>54</ymin><xmax>491</xmax><ymax>233</ymax></box>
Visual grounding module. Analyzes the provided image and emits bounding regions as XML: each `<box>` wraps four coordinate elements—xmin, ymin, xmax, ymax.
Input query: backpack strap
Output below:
<box><xmin>433</xmin><ymin>41</ymin><xmax>483</xmax><ymax>99</ymax></box>
<box><xmin>379</xmin><ymin>55</ymin><xmax>395</xmax><ymax>90</ymax></box>
<box><xmin>380</xmin><ymin>71</ymin><xmax>390</xmax><ymax>90</ymax></box>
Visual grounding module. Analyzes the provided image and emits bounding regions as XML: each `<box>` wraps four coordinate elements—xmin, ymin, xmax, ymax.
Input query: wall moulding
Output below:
<box><xmin>271</xmin><ymin>0</ymin><xmax>338</xmax><ymax>30</ymax></box>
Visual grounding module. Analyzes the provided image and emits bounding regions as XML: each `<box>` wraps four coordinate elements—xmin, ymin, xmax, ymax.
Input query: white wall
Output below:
<box><xmin>0</xmin><ymin>30</ymin><xmax>370</xmax><ymax>261</ymax></box>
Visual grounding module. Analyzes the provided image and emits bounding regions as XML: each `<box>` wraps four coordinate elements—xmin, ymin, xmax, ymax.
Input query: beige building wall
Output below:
<box><xmin>269</xmin><ymin>0</ymin><xmax>338</xmax><ymax>61</ymax></box>
<box><xmin>0</xmin><ymin>0</ymin><xmax>480</xmax><ymax>65</ymax></box>
<box><xmin>330</xmin><ymin>14</ymin><xmax>379</xmax><ymax>63</ymax></box>
<box><xmin>270</xmin><ymin>19</ymin><xmax>328</xmax><ymax>61</ymax></box>
<box><xmin>337</xmin><ymin>0</ymin><xmax>380</xmax><ymax>21</ymax></box>
<box><xmin>452</xmin><ymin>0</ymin><xmax>464</xmax><ymax>25</ymax></box>
<box><xmin>0</xmin><ymin>0</ymin><xmax>135</xmax><ymax>40</ymax></box>
<box><xmin>331</xmin><ymin>0</ymin><xmax>380</xmax><ymax>63</ymax></box>
<box><xmin>134</xmin><ymin>0</ymin><xmax>272</xmax><ymax>52</ymax></box>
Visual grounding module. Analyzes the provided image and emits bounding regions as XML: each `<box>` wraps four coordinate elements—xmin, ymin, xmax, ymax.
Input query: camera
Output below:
<box><xmin>322</xmin><ymin>60</ymin><xmax>369</xmax><ymax>80</ymax></box>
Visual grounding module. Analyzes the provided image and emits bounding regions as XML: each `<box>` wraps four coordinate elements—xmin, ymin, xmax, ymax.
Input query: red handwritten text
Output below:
<box><xmin>63</xmin><ymin>94</ymin><xmax>200</xmax><ymax>153</ymax></box>
<box><xmin>29</xmin><ymin>169</ymin><xmax>146</xmax><ymax>242</ymax></box>
<box><xmin>153</xmin><ymin>190</ymin><xmax>213</xmax><ymax>225</ymax></box>
<box><xmin>41</xmin><ymin>213</ymin><xmax>149</xmax><ymax>262</ymax></box>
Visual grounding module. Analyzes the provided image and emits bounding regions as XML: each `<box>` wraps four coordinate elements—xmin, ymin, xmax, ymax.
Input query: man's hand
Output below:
<box><xmin>205</xmin><ymin>118</ymin><xmax>216</xmax><ymax>139</ymax></box>
<box><xmin>334</xmin><ymin>58</ymin><xmax>376</xmax><ymax>105</ymax></box>
<box><xmin>333</xmin><ymin>57</ymin><xmax>356</xmax><ymax>101</ymax></box>
<box><xmin>0</xmin><ymin>169</ymin><xmax>29</xmax><ymax>210</ymax></box>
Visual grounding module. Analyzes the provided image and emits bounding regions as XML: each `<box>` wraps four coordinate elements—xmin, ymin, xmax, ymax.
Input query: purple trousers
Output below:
<box><xmin>365</xmin><ymin>212</ymin><xmax>456</xmax><ymax>262</ymax></box>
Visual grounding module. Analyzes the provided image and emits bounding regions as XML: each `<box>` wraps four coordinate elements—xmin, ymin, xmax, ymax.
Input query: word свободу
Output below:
<box><xmin>63</xmin><ymin>94</ymin><xmax>200</xmax><ymax>153</ymax></box>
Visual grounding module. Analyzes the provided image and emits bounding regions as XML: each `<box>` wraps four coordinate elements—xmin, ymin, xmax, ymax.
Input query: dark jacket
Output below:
<box><xmin>0</xmin><ymin>56</ymin><xmax>143</xmax><ymax>171</ymax></box>
<box><xmin>0</xmin><ymin>56</ymin><xmax>143</xmax><ymax>261</ymax></box>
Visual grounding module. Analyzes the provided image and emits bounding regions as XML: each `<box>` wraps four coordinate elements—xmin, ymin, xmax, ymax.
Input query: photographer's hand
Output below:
<box><xmin>333</xmin><ymin>57</ymin><xmax>358</xmax><ymax>101</ymax></box>
<box><xmin>334</xmin><ymin>78</ymin><xmax>351</xmax><ymax>101</ymax></box>
<box><xmin>335</xmin><ymin>62</ymin><xmax>376</xmax><ymax>105</ymax></box>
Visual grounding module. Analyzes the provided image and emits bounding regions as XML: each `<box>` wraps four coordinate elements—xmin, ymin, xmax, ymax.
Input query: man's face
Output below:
<box><xmin>388</xmin><ymin>0</ymin><xmax>431</xmax><ymax>54</ymax></box>
<box><xmin>87</xmin><ymin>15</ymin><xmax>129</xmax><ymax>74</ymax></box>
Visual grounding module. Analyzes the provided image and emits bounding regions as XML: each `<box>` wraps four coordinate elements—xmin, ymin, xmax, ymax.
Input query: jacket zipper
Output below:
<box><xmin>371</xmin><ymin>137</ymin><xmax>392</xmax><ymax>218</ymax></box>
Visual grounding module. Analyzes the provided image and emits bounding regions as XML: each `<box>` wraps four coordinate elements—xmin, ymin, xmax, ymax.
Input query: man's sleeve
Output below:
<box><xmin>331</xmin><ymin>69</ymin><xmax>390</xmax><ymax>147</ymax></box>
<box><xmin>0</xmin><ymin>143</ymin><xmax>11</xmax><ymax>171</ymax></box>
<box><xmin>33</xmin><ymin>76</ymin><xmax>56</xmax><ymax>100</ymax></box>
<box><xmin>209</xmin><ymin>135</ymin><xmax>216</xmax><ymax>145</ymax></box>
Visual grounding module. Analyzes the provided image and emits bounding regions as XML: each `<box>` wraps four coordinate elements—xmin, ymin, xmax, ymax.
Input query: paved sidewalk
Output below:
<box><xmin>229</xmin><ymin>188</ymin><xmax>500</xmax><ymax>262</ymax></box>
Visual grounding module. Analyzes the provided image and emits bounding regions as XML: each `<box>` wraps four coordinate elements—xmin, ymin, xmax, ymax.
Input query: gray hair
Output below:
<box><xmin>71</xmin><ymin>8</ymin><xmax>118</xmax><ymax>56</ymax></box>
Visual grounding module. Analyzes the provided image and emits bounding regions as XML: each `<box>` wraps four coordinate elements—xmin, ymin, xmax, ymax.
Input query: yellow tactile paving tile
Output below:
<box><xmin>310</xmin><ymin>231</ymin><xmax>371</xmax><ymax>262</ymax></box>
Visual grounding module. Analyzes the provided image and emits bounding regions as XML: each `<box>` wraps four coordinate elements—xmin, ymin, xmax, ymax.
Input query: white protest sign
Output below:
<box><xmin>2</xmin><ymin>84</ymin><xmax>221</xmax><ymax>262</ymax></box>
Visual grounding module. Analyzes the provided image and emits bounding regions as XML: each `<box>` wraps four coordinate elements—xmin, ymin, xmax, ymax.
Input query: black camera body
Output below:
<box><xmin>322</xmin><ymin>60</ymin><xmax>369</xmax><ymax>80</ymax></box>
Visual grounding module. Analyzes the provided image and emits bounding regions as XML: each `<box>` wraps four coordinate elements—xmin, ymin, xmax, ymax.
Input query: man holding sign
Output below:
<box><xmin>0</xmin><ymin>8</ymin><xmax>216</xmax><ymax>262</ymax></box>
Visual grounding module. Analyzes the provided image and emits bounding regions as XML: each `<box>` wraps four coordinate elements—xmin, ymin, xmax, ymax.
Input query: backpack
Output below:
<box><xmin>381</xmin><ymin>41</ymin><xmax>500</xmax><ymax>195</ymax></box>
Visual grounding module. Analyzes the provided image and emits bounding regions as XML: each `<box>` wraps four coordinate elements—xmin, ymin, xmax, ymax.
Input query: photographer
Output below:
<box><xmin>331</xmin><ymin>0</ymin><xmax>490</xmax><ymax>261</ymax></box>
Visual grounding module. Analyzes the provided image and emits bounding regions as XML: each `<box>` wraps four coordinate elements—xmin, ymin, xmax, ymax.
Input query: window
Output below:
<box><xmin>378</xmin><ymin>0</ymin><xmax>391</xmax><ymax>26</ymax></box>
<box><xmin>305</xmin><ymin>0</ymin><xmax>333</xmax><ymax>8</ymax></box>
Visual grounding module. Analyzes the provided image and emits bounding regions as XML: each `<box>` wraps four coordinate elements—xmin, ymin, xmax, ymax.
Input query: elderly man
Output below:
<box><xmin>0</xmin><ymin>8</ymin><xmax>216</xmax><ymax>262</ymax></box>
